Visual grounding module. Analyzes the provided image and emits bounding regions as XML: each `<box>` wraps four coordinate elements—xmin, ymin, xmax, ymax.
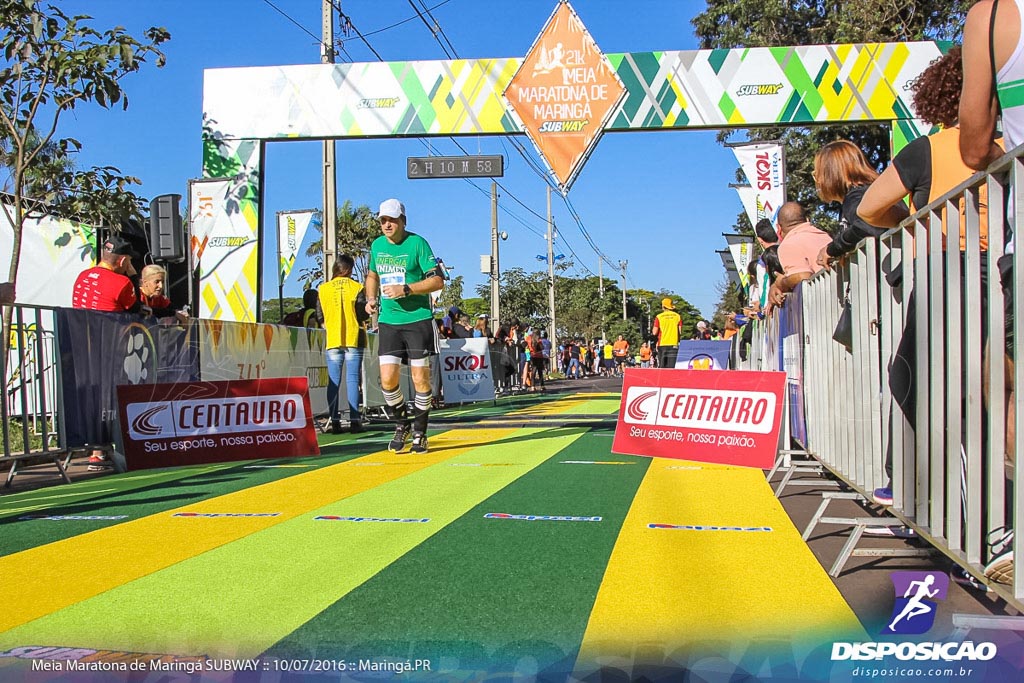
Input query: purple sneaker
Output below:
<box><xmin>872</xmin><ymin>487</ymin><xmax>893</xmax><ymax>506</ymax></box>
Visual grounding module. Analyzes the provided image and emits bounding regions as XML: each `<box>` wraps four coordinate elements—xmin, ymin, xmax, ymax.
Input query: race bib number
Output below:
<box><xmin>380</xmin><ymin>272</ymin><xmax>406</xmax><ymax>298</ymax></box>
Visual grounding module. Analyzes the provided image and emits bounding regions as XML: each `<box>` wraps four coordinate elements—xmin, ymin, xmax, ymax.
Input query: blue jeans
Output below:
<box><xmin>326</xmin><ymin>347</ymin><xmax>364</xmax><ymax>423</ymax></box>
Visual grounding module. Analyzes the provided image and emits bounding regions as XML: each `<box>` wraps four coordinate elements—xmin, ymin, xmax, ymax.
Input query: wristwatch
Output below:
<box><xmin>403</xmin><ymin>284</ymin><xmax>412</xmax><ymax>297</ymax></box>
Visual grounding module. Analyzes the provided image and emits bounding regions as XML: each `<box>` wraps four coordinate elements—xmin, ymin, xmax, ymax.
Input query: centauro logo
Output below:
<box><xmin>538</xmin><ymin>119</ymin><xmax>589</xmax><ymax>133</ymax></box>
<box><xmin>125</xmin><ymin>394</ymin><xmax>307</xmax><ymax>441</ymax></box>
<box><xmin>358</xmin><ymin>97</ymin><xmax>400</xmax><ymax>109</ymax></box>
<box><xmin>622</xmin><ymin>385</ymin><xmax>775</xmax><ymax>433</ymax></box>
<box><xmin>207</xmin><ymin>237</ymin><xmax>249</xmax><ymax>248</ymax></box>
<box><xmin>736</xmin><ymin>83</ymin><xmax>784</xmax><ymax>96</ymax></box>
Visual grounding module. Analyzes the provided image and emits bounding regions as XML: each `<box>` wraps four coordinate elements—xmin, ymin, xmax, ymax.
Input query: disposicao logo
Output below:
<box><xmin>885</xmin><ymin>571</ymin><xmax>947</xmax><ymax>635</ymax></box>
<box><xmin>831</xmin><ymin>571</ymin><xmax>998</xmax><ymax>662</ymax></box>
<box><xmin>484</xmin><ymin>513</ymin><xmax>602</xmax><ymax>522</ymax></box>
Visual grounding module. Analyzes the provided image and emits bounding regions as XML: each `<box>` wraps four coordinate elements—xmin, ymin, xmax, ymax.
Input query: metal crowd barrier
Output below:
<box><xmin>753</xmin><ymin>146</ymin><xmax>1024</xmax><ymax>608</ymax></box>
<box><xmin>1</xmin><ymin>304</ymin><xmax>71</xmax><ymax>486</ymax></box>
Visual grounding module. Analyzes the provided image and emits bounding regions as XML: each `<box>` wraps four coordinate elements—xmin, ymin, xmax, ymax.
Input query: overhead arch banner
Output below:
<box><xmin>203</xmin><ymin>42</ymin><xmax>942</xmax><ymax>143</ymax></box>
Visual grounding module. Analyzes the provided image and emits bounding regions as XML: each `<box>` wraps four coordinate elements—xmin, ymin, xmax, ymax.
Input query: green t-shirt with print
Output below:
<box><xmin>369</xmin><ymin>231</ymin><xmax>437</xmax><ymax>325</ymax></box>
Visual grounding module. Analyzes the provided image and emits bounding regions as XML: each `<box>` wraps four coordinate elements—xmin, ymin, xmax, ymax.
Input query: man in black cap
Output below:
<box><xmin>72</xmin><ymin>234</ymin><xmax>138</xmax><ymax>312</ymax></box>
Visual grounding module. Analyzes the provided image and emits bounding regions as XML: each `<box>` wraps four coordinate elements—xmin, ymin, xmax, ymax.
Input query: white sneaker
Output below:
<box><xmin>862</xmin><ymin>525</ymin><xmax>917</xmax><ymax>538</ymax></box>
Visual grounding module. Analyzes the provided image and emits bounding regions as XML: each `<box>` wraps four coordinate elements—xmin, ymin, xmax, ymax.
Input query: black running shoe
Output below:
<box><xmin>410</xmin><ymin>432</ymin><xmax>428</xmax><ymax>454</ymax></box>
<box><xmin>389</xmin><ymin>423</ymin><xmax>411</xmax><ymax>453</ymax></box>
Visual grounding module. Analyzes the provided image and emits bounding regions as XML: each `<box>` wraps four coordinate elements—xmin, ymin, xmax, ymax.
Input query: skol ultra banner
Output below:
<box><xmin>197</xmin><ymin>320</ymin><xmax>329</xmax><ymax>415</ymax></box>
<box><xmin>732</xmin><ymin>142</ymin><xmax>786</xmax><ymax>226</ymax></box>
<box><xmin>277</xmin><ymin>210</ymin><xmax>318</xmax><ymax>286</ymax></box>
<box><xmin>724</xmin><ymin>233</ymin><xmax>755</xmax><ymax>289</ymax></box>
<box><xmin>440</xmin><ymin>338</ymin><xmax>495</xmax><ymax>403</ymax></box>
<box><xmin>189</xmin><ymin>174</ymin><xmax>259</xmax><ymax>322</ymax></box>
<box><xmin>116</xmin><ymin>377</ymin><xmax>319</xmax><ymax>470</ymax></box>
<box><xmin>613</xmin><ymin>368</ymin><xmax>786</xmax><ymax>468</ymax></box>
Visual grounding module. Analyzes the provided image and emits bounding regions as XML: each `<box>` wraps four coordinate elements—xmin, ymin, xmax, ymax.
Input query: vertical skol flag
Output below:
<box><xmin>717</xmin><ymin>249</ymin><xmax>740</xmax><ymax>288</ymax></box>
<box><xmin>731</xmin><ymin>142</ymin><xmax>786</xmax><ymax>227</ymax></box>
<box><xmin>723</xmin><ymin>234</ymin><xmax>755</xmax><ymax>288</ymax></box>
<box><xmin>277</xmin><ymin>210</ymin><xmax>319</xmax><ymax>285</ymax></box>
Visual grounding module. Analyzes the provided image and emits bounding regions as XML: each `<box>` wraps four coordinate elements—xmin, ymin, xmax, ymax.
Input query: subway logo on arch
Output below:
<box><xmin>623</xmin><ymin>386</ymin><xmax>776</xmax><ymax>434</ymax></box>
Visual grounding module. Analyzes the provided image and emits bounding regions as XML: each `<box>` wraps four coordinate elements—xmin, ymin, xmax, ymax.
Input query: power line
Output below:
<box><xmin>361</xmin><ymin>0</ymin><xmax>455</xmax><ymax>37</ymax></box>
<box><xmin>260</xmin><ymin>0</ymin><xmax>324</xmax><ymax>46</ymax></box>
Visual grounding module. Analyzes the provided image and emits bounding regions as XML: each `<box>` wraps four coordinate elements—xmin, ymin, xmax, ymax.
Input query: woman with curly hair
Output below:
<box><xmin>813</xmin><ymin>140</ymin><xmax>908</xmax><ymax>270</ymax></box>
<box><xmin>857</xmin><ymin>47</ymin><xmax>1010</xmax><ymax>580</ymax></box>
<box><xmin>859</xmin><ymin>46</ymin><xmax>999</xmax><ymax>244</ymax></box>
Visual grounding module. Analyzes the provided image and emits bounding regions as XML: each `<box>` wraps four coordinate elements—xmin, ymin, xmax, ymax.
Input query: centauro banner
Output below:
<box><xmin>189</xmin><ymin>177</ymin><xmax>259</xmax><ymax>322</ymax></box>
<box><xmin>116</xmin><ymin>377</ymin><xmax>319</xmax><ymax>470</ymax></box>
<box><xmin>731</xmin><ymin>142</ymin><xmax>786</xmax><ymax>226</ymax></box>
<box><xmin>613</xmin><ymin>368</ymin><xmax>786</xmax><ymax>468</ymax></box>
<box><xmin>277</xmin><ymin>210</ymin><xmax>318</xmax><ymax>286</ymax></box>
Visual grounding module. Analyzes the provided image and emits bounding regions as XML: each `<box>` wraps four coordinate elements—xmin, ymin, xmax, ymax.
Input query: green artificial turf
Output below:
<box><xmin>0</xmin><ymin>451</ymin><xmax>367</xmax><ymax>557</ymax></box>
<box><xmin>265</xmin><ymin>429</ymin><xmax>650</xmax><ymax>677</ymax></box>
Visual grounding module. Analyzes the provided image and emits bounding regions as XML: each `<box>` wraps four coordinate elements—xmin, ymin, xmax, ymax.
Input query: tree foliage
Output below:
<box><xmin>0</xmin><ymin>0</ymin><xmax>169</xmax><ymax>291</ymax></box>
<box><xmin>692</xmin><ymin>0</ymin><xmax>971</xmax><ymax>316</ymax></box>
<box><xmin>300</xmin><ymin>199</ymin><xmax>380</xmax><ymax>289</ymax></box>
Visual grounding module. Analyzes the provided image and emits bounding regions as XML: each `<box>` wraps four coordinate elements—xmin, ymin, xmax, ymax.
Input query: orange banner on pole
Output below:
<box><xmin>504</xmin><ymin>1</ymin><xmax>625</xmax><ymax>191</ymax></box>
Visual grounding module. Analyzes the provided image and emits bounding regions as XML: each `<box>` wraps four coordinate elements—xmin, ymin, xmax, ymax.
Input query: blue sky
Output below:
<box><xmin>58</xmin><ymin>0</ymin><xmax>749</xmax><ymax>317</ymax></box>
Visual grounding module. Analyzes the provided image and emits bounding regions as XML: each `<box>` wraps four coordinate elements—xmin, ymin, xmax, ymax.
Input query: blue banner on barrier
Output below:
<box><xmin>780</xmin><ymin>286</ymin><xmax>808</xmax><ymax>446</ymax></box>
<box><xmin>674</xmin><ymin>340</ymin><xmax>733</xmax><ymax>370</ymax></box>
<box><xmin>57</xmin><ymin>310</ymin><xmax>198</xmax><ymax>448</ymax></box>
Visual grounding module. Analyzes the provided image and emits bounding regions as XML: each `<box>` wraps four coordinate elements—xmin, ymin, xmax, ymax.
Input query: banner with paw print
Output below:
<box><xmin>56</xmin><ymin>310</ymin><xmax>197</xmax><ymax>447</ymax></box>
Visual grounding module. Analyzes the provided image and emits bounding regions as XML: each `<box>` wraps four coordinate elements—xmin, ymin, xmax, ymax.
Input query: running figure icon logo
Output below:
<box><xmin>884</xmin><ymin>571</ymin><xmax>949</xmax><ymax>635</ymax></box>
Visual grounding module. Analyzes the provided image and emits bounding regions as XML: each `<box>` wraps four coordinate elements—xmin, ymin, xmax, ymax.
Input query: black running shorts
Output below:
<box><xmin>378</xmin><ymin>319</ymin><xmax>439</xmax><ymax>361</ymax></box>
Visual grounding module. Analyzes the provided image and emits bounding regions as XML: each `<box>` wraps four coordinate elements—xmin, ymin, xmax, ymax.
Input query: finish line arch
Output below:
<box><xmin>199</xmin><ymin>16</ymin><xmax>944</xmax><ymax>321</ymax></box>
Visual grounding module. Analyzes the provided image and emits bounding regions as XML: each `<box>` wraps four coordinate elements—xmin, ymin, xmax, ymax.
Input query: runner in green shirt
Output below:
<box><xmin>364</xmin><ymin>199</ymin><xmax>445</xmax><ymax>454</ymax></box>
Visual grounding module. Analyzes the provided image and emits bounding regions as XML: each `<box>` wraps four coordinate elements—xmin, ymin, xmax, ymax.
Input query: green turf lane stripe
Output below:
<box><xmin>0</xmin><ymin>430</ymin><xmax>494</xmax><ymax>634</ymax></box>
<box><xmin>1</xmin><ymin>427</ymin><xmax>584</xmax><ymax>658</ymax></box>
<box><xmin>266</xmin><ymin>430</ymin><xmax>649</xmax><ymax>677</ymax></box>
<box><xmin>0</xmin><ymin>452</ymin><xmax>367</xmax><ymax>557</ymax></box>
<box><xmin>557</xmin><ymin>397</ymin><xmax>621</xmax><ymax>415</ymax></box>
<box><xmin>0</xmin><ymin>463</ymin><xmax>240</xmax><ymax>519</ymax></box>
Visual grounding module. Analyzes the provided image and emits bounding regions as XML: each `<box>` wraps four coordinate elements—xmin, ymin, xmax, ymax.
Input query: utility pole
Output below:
<box><xmin>619</xmin><ymin>260</ymin><xmax>628</xmax><ymax>320</ymax></box>
<box><xmin>321</xmin><ymin>0</ymin><xmax>338</xmax><ymax>282</ymax></box>
<box><xmin>598</xmin><ymin>258</ymin><xmax>605</xmax><ymax>340</ymax></box>
<box><xmin>547</xmin><ymin>186</ymin><xmax>556</xmax><ymax>350</ymax></box>
<box><xmin>490</xmin><ymin>182</ymin><xmax>500</xmax><ymax>328</ymax></box>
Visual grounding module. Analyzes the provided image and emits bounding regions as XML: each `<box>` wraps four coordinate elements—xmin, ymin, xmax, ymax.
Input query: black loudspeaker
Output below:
<box><xmin>149</xmin><ymin>194</ymin><xmax>184</xmax><ymax>262</ymax></box>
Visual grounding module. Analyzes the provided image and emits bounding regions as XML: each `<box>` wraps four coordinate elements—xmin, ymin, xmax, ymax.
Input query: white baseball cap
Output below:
<box><xmin>378</xmin><ymin>198</ymin><xmax>405</xmax><ymax>219</ymax></box>
<box><xmin>696</xmin><ymin>321</ymin><xmax>707</xmax><ymax>329</ymax></box>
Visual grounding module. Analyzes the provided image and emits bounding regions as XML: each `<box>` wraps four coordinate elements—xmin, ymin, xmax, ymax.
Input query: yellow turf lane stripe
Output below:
<box><xmin>576</xmin><ymin>461</ymin><xmax>866</xmax><ymax>665</ymax></box>
<box><xmin>1</xmin><ymin>428</ymin><xmax>587</xmax><ymax>658</ymax></box>
<box><xmin>0</xmin><ymin>428</ymin><xmax>516</xmax><ymax>632</ymax></box>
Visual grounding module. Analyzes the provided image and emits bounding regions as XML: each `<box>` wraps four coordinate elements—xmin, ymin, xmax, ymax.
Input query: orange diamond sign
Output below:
<box><xmin>504</xmin><ymin>1</ymin><xmax>626</xmax><ymax>192</ymax></box>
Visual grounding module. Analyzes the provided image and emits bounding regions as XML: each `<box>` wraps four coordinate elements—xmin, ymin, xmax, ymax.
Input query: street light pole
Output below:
<box><xmin>546</xmin><ymin>186</ymin><xmax>556</xmax><ymax>350</ymax></box>
<box><xmin>490</xmin><ymin>182</ymin><xmax>500</xmax><ymax>329</ymax></box>
<box><xmin>321</xmin><ymin>0</ymin><xmax>338</xmax><ymax>282</ymax></box>
<box><xmin>619</xmin><ymin>260</ymin><xmax>628</xmax><ymax>320</ymax></box>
